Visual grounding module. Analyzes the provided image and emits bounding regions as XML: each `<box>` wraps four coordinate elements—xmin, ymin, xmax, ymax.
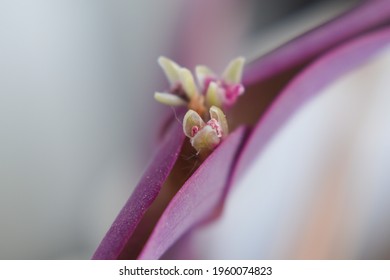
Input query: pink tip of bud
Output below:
<box><xmin>207</xmin><ymin>118</ymin><xmax>222</xmax><ymax>138</ymax></box>
<box><xmin>223</xmin><ymin>84</ymin><xmax>244</xmax><ymax>106</ymax></box>
<box><xmin>191</xmin><ymin>126</ymin><xmax>199</xmax><ymax>137</ymax></box>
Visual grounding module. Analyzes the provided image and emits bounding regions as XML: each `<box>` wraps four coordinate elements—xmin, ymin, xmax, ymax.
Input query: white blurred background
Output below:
<box><xmin>0</xmin><ymin>0</ymin><xmax>359</xmax><ymax>259</ymax></box>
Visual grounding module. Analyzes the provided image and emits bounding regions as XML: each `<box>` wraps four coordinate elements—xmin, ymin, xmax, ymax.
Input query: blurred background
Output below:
<box><xmin>0</xmin><ymin>0</ymin><xmax>360</xmax><ymax>259</ymax></box>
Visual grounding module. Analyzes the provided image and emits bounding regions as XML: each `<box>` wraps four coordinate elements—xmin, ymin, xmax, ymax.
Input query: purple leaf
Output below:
<box><xmin>244</xmin><ymin>0</ymin><xmax>390</xmax><ymax>85</ymax></box>
<box><xmin>138</xmin><ymin>126</ymin><xmax>248</xmax><ymax>259</ymax></box>
<box><xmin>235</xmin><ymin>27</ymin><xmax>390</xmax><ymax>185</ymax></box>
<box><xmin>92</xmin><ymin>120</ymin><xmax>185</xmax><ymax>259</ymax></box>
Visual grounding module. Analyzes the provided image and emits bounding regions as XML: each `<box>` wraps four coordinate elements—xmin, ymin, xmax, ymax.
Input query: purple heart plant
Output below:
<box><xmin>93</xmin><ymin>0</ymin><xmax>390</xmax><ymax>259</ymax></box>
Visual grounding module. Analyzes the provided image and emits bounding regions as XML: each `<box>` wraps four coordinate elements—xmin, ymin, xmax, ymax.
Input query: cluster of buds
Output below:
<box><xmin>154</xmin><ymin>56</ymin><xmax>245</xmax><ymax>156</ymax></box>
